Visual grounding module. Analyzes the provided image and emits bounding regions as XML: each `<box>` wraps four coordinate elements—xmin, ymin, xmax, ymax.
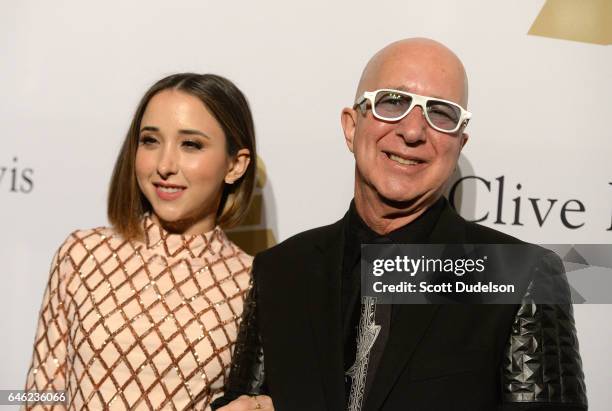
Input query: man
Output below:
<box><xmin>212</xmin><ymin>38</ymin><xmax>587</xmax><ymax>411</ymax></box>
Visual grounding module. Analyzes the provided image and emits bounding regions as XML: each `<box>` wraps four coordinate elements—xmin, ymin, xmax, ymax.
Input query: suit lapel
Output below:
<box><xmin>363</xmin><ymin>304</ymin><xmax>440</xmax><ymax>411</ymax></box>
<box><xmin>307</xmin><ymin>216</ymin><xmax>347</xmax><ymax>411</ymax></box>
<box><xmin>364</xmin><ymin>200</ymin><xmax>469</xmax><ymax>411</ymax></box>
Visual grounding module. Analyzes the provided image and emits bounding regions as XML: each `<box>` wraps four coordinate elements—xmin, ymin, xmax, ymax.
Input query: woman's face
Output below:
<box><xmin>135</xmin><ymin>89</ymin><xmax>245</xmax><ymax>235</ymax></box>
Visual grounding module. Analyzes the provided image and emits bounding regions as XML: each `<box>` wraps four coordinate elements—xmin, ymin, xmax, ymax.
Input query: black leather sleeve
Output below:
<box><xmin>500</xmin><ymin>252</ymin><xmax>587</xmax><ymax>410</ymax></box>
<box><xmin>210</xmin><ymin>274</ymin><xmax>267</xmax><ymax>410</ymax></box>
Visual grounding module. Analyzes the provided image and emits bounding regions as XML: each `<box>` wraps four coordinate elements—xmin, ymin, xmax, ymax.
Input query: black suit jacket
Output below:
<box><xmin>211</xmin><ymin>201</ymin><xmax>587</xmax><ymax>411</ymax></box>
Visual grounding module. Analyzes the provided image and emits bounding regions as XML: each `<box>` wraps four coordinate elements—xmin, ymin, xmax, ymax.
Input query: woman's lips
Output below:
<box><xmin>154</xmin><ymin>184</ymin><xmax>186</xmax><ymax>201</ymax></box>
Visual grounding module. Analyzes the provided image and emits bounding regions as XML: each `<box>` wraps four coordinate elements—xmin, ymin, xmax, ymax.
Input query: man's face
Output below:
<box><xmin>343</xmin><ymin>46</ymin><xmax>468</xmax><ymax>209</ymax></box>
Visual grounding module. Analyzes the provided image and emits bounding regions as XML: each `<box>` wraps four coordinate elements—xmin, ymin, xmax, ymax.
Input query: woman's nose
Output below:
<box><xmin>157</xmin><ymin>147</ymin><xmax>178</xmax><ymax>178</ymax></box>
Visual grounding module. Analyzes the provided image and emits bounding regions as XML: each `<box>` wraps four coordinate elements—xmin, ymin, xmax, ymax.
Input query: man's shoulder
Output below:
<box><xmin>458</xmin><ymin>214</ymin><xmax>562</xmax><ymax>279</ymax></box>
<box><xmin>444</xmin><ymin>201</ymin><xmax>520</xmax><ymax>245</ymax></box>
<box><xmin>255</xmin><ymin>218</ymin><xmax>344</xmax><ymax>263</ymax></box>
<box><xmin>462</xmin><ymin>218</ymin><xmax>525</xmax><ymax>244</ymax></box>
<box><xmin>442</xmin><ymin>204</ymin><xmax>554</xmax><ymax>258</ymax></box>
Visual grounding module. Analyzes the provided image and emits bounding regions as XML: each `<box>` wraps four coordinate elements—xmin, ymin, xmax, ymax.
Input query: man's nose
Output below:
<box><xmin>394</xmin><ymin>105</ymin><xmax>428</xmax><ymax>144</ymax></box>
<box><xmin>157</xmin><ymin>146</ymin><xmax>178</xmax><ymax>178</ymax></box>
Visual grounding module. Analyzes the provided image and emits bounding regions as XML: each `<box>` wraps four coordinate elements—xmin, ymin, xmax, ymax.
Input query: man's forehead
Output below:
<box><xmin>372</xmin><ymin>85</ymin><xmax>448</xmax><ymax>101</ymax></box>
<box><xmin>356</xmin><ymin>38</ymin><xmax>469</xmax><ymax>106</ymax></box>
<box><xmin>365</xmin><ymin>65</ymin><xmax>465</xmax><ymax>105</ymax></box>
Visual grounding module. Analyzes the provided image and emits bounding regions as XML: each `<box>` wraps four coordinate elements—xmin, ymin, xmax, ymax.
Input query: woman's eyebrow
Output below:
<box><xmin>139</xmin><ymin>126</ymin><xmax>210</xmax><ymax>139</ymax></box>
<box><xmin>140</xmin><ymin>126</ymin><xmax>159</xmax><ymax>133</ymax></box>
<box><xmin>178</xmin><ymin>129</ymin><xmax>211</xmax><ymax>139</ymax></box>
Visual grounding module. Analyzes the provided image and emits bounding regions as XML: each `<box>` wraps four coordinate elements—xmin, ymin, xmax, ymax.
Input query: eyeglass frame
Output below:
<box><xmin>353</xmin><ymin>88</ymin><xmax>472</xmax><ymax>134</ymax></box>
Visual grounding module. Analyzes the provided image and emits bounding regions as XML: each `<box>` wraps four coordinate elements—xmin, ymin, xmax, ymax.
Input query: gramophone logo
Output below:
<box><xmin>529</xmin><ymin>0</ymin><xmax>611</xmax><ymax>45</ymax></box>
<box><xmin>226</xmin><ymin>156</ymin><xmax>277</xmax><ymax>255</ymax></box>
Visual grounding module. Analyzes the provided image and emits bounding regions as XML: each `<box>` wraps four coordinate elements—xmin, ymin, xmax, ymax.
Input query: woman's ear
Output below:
<box><xmin>225</xmin><ymin>148</ymin><xmax>251</xmax><ymax>184</ymax></box>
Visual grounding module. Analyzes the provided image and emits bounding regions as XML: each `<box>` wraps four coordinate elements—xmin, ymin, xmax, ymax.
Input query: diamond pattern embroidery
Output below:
<box><xmin>25</xmin><ymin>217</ymin><xmax>252</xmax><ymax>410</ymax></box>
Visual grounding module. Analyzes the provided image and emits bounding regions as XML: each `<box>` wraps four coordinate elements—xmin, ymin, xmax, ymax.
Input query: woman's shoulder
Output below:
<box><xmin>46</xmin><ymin>225</ymin><xmax>121</xmax><ymax>283</ymax></box>
<box><xmin>218</xmin><ymin>230</ymin><xmax>254</xmax><ymax>268</ymax></box>
<box><xmin>54</xmin><ymin>225</ymin><xmax>123</xmax><ymax>261</ymax></box>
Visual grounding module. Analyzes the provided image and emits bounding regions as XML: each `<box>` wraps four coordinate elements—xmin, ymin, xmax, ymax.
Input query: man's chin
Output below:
<box><xmin>375</xmin><ymin>187</ymin><xmax>441</xmax><ymax>211</ymax></box>
<box><xmin>376</xmin><ymin>191</ymin><xmax>421</xmax><ymax>208</ymax></box>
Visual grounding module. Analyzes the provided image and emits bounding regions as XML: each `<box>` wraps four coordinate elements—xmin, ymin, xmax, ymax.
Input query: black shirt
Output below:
<box><xmin>341</xmin><ymin>197</ymin><xmax>445</xmax><ymax>403</ymax></box>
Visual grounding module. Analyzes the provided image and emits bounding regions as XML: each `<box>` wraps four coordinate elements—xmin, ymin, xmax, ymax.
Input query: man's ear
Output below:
<box><xmin>225</xmin><ymin>148</ymin><xmax>251</xmax><ymax>184</ymax></box>
<box><xmin>341</xmin><ymin>107</ymin><xmax>358</xmax><ymax>153</ymax></box>
<box><xmin>460</xmin><ymin>132</ymin><xmax>469</xmax><ymax>149</ymax></box>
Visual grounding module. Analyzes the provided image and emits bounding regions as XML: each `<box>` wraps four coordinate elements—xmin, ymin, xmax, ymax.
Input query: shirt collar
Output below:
<box><xmin>346</xmin><ymin>197</ymin><xmax>446</xmax><ymax>256</ymax></box>
<box><xmin>142</xmin><ymin>214</ymin><xmax>225</xmax><ymax>258</ymax></box>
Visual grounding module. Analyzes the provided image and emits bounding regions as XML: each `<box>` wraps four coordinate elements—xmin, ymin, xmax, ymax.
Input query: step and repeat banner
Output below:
<box><xmin>2</xmin><ymin>0</ymin><xmax>610</xmax><ymax>408</ymax></box>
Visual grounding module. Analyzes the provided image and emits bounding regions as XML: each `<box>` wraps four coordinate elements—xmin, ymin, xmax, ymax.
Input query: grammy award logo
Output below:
<box><xmin>226</xmin><ymin>156</ymin><xmax>278</xmax><ymax>255</ymax></box>
<box><xmin>529</xmin><ymin>0</ymin><xmax>611</xmax><ymax>45</ymax></box>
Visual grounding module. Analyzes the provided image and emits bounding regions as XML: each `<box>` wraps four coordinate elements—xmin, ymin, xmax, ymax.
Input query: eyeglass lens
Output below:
<box><xmin>373</xmin><ymin>90</ymin><xmax>461</xmax><ymax>131</ymax></box>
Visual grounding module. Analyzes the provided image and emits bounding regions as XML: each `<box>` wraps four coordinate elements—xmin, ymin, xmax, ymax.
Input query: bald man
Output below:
<box><xmin>212</xmin><ymin>39</ymin><xmax>587</xmax><ymax>411</ymax></box>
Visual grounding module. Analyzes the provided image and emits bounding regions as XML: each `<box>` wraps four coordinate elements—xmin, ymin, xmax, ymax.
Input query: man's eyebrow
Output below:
<box><xmin>392</xmin><ymin>85</ymin><xmax>410</xmax><ymax>92</ymax></box>
<box><xmin>389</xmin><ymin>86</ymin><xmax>444</xmax><ymax>100</ymax></box>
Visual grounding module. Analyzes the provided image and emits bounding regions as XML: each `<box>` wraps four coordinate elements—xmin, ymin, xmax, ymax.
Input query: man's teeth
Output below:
<box><xmin>389</xmin><ymin>154</ymin><xmax>420</xmax><ymax>165</ymax></box>
<box><xmin>157</xmin><ymin>186</ymin><xmax>184</xmax><ymax>193</ymax></box>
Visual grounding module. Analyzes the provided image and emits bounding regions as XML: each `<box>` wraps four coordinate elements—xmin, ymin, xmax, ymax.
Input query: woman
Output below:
<box><xmin>24</xmin><ymin>73</ymin><xmax>258</xmax><ymax>410</ymax></box>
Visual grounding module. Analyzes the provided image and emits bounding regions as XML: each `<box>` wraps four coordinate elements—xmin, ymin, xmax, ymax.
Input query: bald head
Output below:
<box><xmin>356</xmin><ymin>38</ymin><xmax>469</xmax><ymax>108</ymax></box>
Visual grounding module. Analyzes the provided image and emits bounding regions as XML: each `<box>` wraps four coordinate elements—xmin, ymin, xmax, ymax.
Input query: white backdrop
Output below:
<box><xmin>2</xmin><ymin>0</ymin><xmax>610</xmax><ymax>409</ymax></box>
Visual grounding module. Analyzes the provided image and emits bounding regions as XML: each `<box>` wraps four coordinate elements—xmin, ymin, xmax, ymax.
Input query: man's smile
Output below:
<box><xmin>382</xmin><ymin>151</ymin><xmax>427</xmax><ymax>167</ymax></box>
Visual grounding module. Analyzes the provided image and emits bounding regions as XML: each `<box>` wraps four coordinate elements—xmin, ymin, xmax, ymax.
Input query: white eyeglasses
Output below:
<box><xmin>354</xmin><ymin>89</ymin><xmax>472</xmax><ymax>133</ymax></box>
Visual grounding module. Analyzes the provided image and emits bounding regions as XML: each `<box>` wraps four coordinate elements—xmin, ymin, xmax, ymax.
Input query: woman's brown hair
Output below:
<box><xmin>108</xmin><ymin>73</ymin><xmax>256</xmax><ymax>240</ymax></box>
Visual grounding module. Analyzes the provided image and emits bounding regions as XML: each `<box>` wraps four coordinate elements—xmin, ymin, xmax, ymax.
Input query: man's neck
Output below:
<box><xmin>354</xmin><ymin>185</ymin><xmax>440</xmax><ymax>236</ymax></box>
